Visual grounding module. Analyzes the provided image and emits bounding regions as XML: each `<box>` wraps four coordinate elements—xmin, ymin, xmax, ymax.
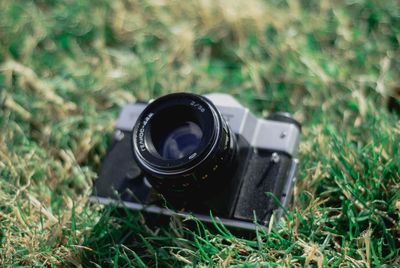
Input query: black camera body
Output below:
<box><xmin>92</xmin><ymin>93</ymin><xmax>301</xmax><ymax>230</ymax></box>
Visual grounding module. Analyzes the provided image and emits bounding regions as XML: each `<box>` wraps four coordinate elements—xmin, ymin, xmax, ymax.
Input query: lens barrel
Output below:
<box><xmin>132</xmin><ymin>93</ymin><xmax>236</xmax><ymax>196</ymax></box>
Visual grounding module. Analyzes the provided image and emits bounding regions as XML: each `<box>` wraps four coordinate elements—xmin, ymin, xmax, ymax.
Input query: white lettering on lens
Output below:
<box><xmin>138</xmin><ymin>113</ymin><xmax>153</xmax><ymax>151</ymax></box>
<box><xmin>190</xmin><ymin>101</ymin><xmax>205</xmax><ymax>112</ymax></box>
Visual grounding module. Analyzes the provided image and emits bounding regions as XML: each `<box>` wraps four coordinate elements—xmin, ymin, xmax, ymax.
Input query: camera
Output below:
<box><xmin>91</xmin><ymin>93</ymin><xmax>301</xmax><ymax>230</ymax></box>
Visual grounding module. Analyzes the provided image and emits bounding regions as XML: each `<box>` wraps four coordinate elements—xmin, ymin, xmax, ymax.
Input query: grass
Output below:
<box><xmin>0</xmin><ymin>0</ymin><xmax>399</xmax><ymax>266</ymax></box>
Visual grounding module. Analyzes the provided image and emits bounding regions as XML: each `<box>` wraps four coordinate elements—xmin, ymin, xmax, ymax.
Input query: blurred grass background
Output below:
<box><xmin>0</xmin><ymin>0</ymin><xmax>399</xmax><ymax>266</ymax></box>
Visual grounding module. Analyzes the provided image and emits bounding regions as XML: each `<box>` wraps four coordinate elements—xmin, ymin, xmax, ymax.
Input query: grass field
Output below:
<box><xmin>1</xmin><ymin>0</ymin><xmax>400</xmax><ymax>267</ymax></box>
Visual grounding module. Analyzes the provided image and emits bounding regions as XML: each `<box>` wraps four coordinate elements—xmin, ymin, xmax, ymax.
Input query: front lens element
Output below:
<box><xmin>157</xmin><ymin>121</ymin><xmax>203</xmax><ymax>160</ymax></box>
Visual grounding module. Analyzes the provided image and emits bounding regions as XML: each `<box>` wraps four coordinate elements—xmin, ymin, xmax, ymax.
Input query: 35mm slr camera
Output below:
<box><xmin>92</xmin><ymin>93</ymin><xmax>301</xmax><ymax>230</ymax></box>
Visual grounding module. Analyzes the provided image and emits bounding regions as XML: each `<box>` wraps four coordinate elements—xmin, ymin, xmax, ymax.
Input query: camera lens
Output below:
<box><xmin>157</xmin><ymin>121</ymin><xmax>203</xmax><ymax>160</ymax></box>
<box><xmin>132</xmin><ymin>93</ymin><xmax>236</xmax><ymax>195</ymax></box>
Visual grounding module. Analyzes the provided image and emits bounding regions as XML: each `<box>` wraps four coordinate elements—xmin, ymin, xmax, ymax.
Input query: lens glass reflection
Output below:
<box><xmin>157</xmin><ymin>121</ymin><xmax>203</xmax><ymax>160</ymax></box>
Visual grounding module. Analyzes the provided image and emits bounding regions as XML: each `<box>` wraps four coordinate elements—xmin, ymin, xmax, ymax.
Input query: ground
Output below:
<box><xmin>0</xmin><ymin>0</ymin><xmax>399</xmax><ymax>267</ymax></box>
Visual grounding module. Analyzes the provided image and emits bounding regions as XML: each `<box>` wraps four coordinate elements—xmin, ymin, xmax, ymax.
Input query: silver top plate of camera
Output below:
<box><xmin>116</xmin><ymin>93</ymin><xmax>300</xmax><ymax>156</ymax></box>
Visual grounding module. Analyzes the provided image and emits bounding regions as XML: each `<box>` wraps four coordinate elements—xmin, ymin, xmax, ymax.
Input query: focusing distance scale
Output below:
<box><xmin>132</xmin><ymin>93</ymin><xmax>236</xmax><ymax>195</ymax></box>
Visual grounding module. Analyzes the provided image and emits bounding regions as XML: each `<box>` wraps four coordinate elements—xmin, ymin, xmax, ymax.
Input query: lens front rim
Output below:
<box><xmin>132</xmin><ymin>93</ymin><xmax>222</xmax><ymax>176</ymax></box>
